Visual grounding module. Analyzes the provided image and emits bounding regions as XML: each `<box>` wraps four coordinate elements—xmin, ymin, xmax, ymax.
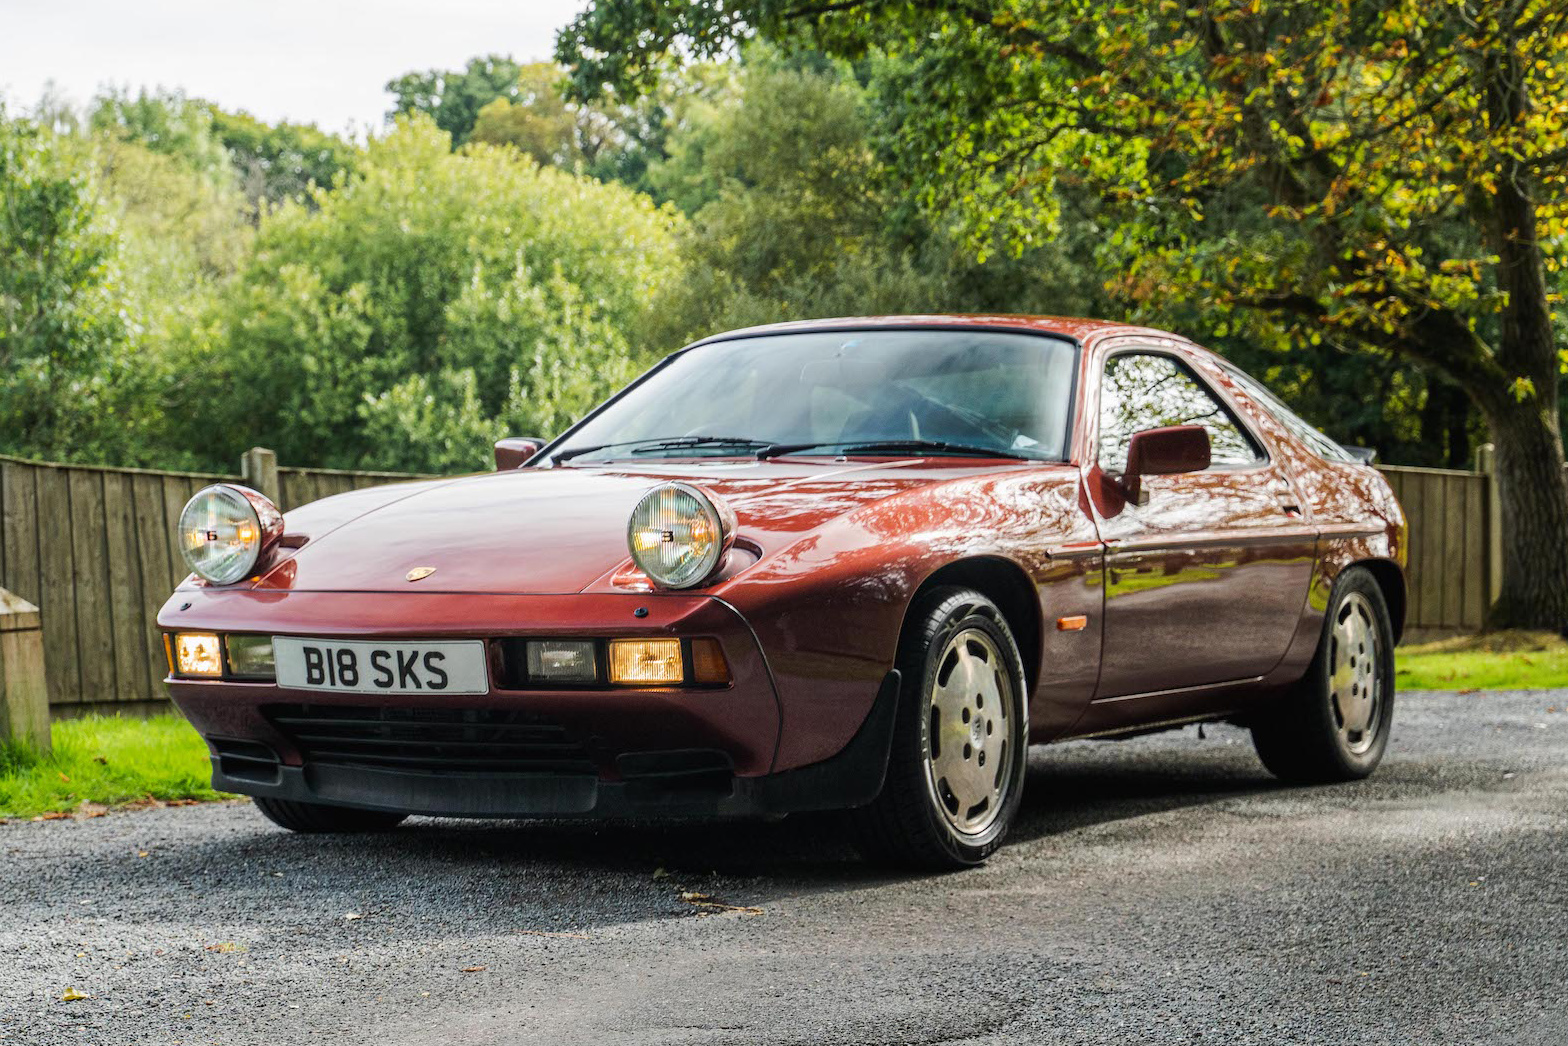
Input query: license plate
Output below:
<box><xmin>273</xmin><ymin>637</ymin><xmax>488</xmax><ymax>695</ymax></box>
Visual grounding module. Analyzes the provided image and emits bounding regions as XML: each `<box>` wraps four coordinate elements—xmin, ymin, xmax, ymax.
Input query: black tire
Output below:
<box><xmin>252</xmin><ymin>797</ymin><xmax>407</xmax><ymax>833</ymax></box>
<box><xmin>1252</xmin><ymin>566</ymin><xmax>1396</xmax><ymax>783</ymax></box>
<box><xmin>853</xmin><ymin>587</ymin><xmax>1029</xmax><ymax>869</ymax></box>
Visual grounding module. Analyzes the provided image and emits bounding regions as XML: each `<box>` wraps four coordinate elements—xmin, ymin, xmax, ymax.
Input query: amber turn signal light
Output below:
<box><xmin>690</xmin><ymin>638</ymin><xmax>731</xmax><ymax>685</ymax></box>
<box><xmin>173</xmin><ymin>632</ymin><xmax>224</xmax><ymax>677</ymax></box>
<box><xmin>608</xmin><ymin>638</ymin><xmax>684</xmax><ymax>685</ymax></box>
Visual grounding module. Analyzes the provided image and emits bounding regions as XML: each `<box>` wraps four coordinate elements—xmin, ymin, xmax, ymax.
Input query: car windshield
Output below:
<box><xmin>548</xmin><ymin>329</ymin><xmax>1078</xmax><ymax>463</ymax></box>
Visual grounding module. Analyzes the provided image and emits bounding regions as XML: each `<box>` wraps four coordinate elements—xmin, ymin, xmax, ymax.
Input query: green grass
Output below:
<box><xmin>1397</xmin><ymin>630</ymin><xmax>1568</xmax><ymax>691</ymax></box>
<box><xmin>0</xmin><ymin>715</ymin><xmax>230</xmax><ymax>819</ymax></box>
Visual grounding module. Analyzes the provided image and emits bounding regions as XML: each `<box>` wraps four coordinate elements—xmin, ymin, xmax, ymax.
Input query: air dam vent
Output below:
<box><xmin>263</xmin><ymin>704</ymin><xmax>596</xmax><ymax>776</ymax></box>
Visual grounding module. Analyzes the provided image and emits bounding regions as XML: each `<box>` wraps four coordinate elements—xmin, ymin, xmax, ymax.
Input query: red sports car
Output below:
<box><xmin>160</xmin><ymin>317</ymin><xmax>1405</xmax><ymax>867</ymax></box>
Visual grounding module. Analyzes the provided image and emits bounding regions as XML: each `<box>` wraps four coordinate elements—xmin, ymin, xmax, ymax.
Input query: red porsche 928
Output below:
<box><xmin>160</xmin><ymin>317</ymin><xmax>1405</xmax><ymax>867</ymax></box>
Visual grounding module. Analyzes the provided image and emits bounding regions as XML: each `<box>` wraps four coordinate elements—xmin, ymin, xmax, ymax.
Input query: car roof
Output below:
<box><xmin>686</xmin><ymin>314</ymin><xmax>1185</xmax><ymax>349</ymax></box>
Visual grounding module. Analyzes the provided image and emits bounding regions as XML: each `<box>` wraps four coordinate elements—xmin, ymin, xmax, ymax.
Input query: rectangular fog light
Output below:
<box><xmin>225</xmin><ymin>634</ymin><xmax>277</xmax><ymax>680</ymax></box>
<box><xmin>173</xmin><ymin>632</ymin><xmax>224</xmax><ymax>678</ymax></box>
<box><xmin>608</xmin><ymin>638</ymin><xmax>684</xmax><ymax>686</ymax></box>
<box><xmin>526</xmin><ymin>639</ymin><xmax>599</xmax><ymax>684</ymax></box>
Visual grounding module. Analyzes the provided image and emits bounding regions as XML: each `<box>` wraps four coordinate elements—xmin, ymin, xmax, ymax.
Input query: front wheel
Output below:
<box><xmin>1251</xmin><ymin>566</ymin><xmax>1395</xmax><ymax>783</ymax></box>
<box><xmin>853</xmin><ymin>587</ymin><xmax>1028</xmax><ymax>869</ymax></box>
<box><xmin>253</xmin><ymin>797</ymin><xmax>407</xmax><ymax>833</ymax></box>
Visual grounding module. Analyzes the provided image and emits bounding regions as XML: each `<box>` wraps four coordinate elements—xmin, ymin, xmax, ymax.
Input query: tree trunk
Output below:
<box><xmin>1484</xmin><ymin>402</ymin><xmax>1568</xmax><ymax>631</ymax></box>
<box><xmin>1479</xmin><ymin>18</ymin><xmax>1568</xmax><ymax>631</ymax></box>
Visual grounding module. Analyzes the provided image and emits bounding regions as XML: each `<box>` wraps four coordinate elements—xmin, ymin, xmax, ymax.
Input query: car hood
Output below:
<box><xmin>251</xmin><ymin>458</ymin><xmax>1024</xmax><ymax>594</ymax></box>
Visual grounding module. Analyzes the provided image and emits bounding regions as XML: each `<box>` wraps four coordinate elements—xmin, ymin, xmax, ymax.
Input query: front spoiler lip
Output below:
<box><xmin>212</xmin><ymin>671</ymin><xmax>900</xmax><ymax>819</ymax></box>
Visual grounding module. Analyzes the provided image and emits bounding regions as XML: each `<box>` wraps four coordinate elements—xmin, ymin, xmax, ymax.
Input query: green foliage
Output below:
<box><xmin>0</xmin><ymin>112</ymin><xmax>139</xmax><ymax>463</ymax></box>
<box><xmin>0</xmin><ymin>714</ymin><xmax>229</xmax><ymax>818</ymax></box>
<box><xmin>167</xmin><ymin>117</ymin><xmax>680</xmax><ymax>472</ymax></box>
<box><xmin>469</xmin><ymin>63</ymin><xmax>584</xmax><ymax>168</ymax></box>
<box><xmin>209</xmin><ymin>108</ymin><xmax>356</xmax><ymax>211</ymax></box>
<box><xmin>386</xmin><ymin>55</ymin><xmax>523</xmax><ymax>146</ymax></box>
<box><xmin>643</xmin><ymin>50</ymin><xmax>1105</xmax><ymax>348</ymax></box>
<box><xmin>88</xmin><ymin>87</ymin><xmax>233</xmax><ymax>187</ymax></box>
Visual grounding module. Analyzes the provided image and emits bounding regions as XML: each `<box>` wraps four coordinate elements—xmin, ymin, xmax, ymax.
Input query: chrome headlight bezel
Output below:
<box><xmin>626</xmin><ymin>482</ymin><xmax>736</xmax><ymax>590</ymax></box>
<box><xmin>176</xmin><ymin>484</ymin><xmax>284</xmax><ymax>586</ymax></box>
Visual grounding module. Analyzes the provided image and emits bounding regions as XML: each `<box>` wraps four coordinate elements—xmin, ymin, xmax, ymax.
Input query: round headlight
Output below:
<box><xmin>176</xmin><ymin>484</ymin><xmax>283</xmax><ymax>585</ymax></box>
<box><xmin>627</xmin><ymin>482</ymin><xmax>736</xmax><ymax>589</ymax></box>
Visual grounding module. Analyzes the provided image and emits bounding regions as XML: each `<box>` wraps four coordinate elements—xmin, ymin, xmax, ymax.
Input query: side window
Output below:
<box><xmin>1098</xmin><ymin>353</ymin><xmax>1263</xmax><ymax>472</ymax></box>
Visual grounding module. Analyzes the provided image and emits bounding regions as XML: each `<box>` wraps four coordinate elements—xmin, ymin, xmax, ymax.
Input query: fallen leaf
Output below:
<box><xmin>205</xmin><ymin>942</ymin><xmax>247</xmax><ymax>953</ymax></box>
<box><xmin>57</xmin><ymin>771</ymin><xmax>71</xmax><ymax>783</ymax></box>
<box><xmin>137</xmin><ymin>851</ymin><xmax>149</xmax><ymax>858</ymax></box>
<box><xmin>678</xmin><ymin>891</ymin><xmax>762</xmax><ymax>916</ymax></box>
<box><xmin>342</xmin><ymin>912</ymin><xmax>362</xmax><ymax>921</ymax></box>
<box><xmin>37</xmin><ymin>812</ymin><xmax>70</xmax><ymax>821</ymax></box>
<box><xmin>77</xmin><ymin>802</ymin><xmax>108</xmax><ymax>818</ymax></box>
<box><xmin>59</xmin><ymin>987</ymin><xmax>88</xmax><ymax>1002</ymax></box>
<box><xmin>461</xmin><ymin>965</ymin><xmax>487</xmax><ymax>973</ymax></box>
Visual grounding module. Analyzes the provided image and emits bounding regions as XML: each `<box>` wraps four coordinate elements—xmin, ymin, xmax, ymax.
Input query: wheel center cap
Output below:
<box><xmin>970</xmin><ymin>718</ymin><xmax>985</xmax><ymax>748</ymax></box>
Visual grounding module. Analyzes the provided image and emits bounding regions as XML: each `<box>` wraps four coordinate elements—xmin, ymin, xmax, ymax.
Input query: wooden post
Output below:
<box><xmin>0</xmin><ymin>587</ymin><xmax>50</xmax><ymax>753</ymax></box>
<box><xmin>241</xmin><ymin>447</ymin><xmax>281</xmax><ymax>506</ymax></box>
<box><xmin>1474</xmin><ymin>443</ymin><xmax>1503</xmax><ymax>606</ymax></box>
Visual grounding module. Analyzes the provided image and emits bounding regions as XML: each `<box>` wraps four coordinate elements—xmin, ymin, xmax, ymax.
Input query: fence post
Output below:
<box><xmin>241</xmin><ymin>447</ymin><xmax>281</xmax><ymax>506</ymax></box>
<box><xmin>1474</xmin><ymin>443</ymin><xmax>1503</xmax><ymax>605</ymax></box>
<box><xmin>0</xmin><ymin>587</ymin><xmax>51</xmax><ymax>754</ymax></box>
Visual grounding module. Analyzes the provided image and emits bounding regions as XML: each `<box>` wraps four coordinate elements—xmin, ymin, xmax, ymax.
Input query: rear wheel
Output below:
<box><xmin>1252</xmin><ymin>566</ymin><xmax>1395</xmax><ymax>783</ymax></box>
<box><xmin>853</xmin><ymin>587</ymin><xmax>1028</xmax><ymax>869</ymax></box>
<box><xmin>252</xmin><ymin>797</ymin><xmax>407</xmax><ymax>833</ymax></box>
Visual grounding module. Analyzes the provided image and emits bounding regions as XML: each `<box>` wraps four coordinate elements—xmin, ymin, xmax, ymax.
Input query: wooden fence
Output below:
<box><xmin>0</xmin><ymin>448</ymin><xmax>1515</xmax><ymax>719</ymax></box>
<box><xmin>1377</xmin><ymin>463</ymin><xmax>1494</xmax><ymax>635</ymax></box>
<box><xmin>0</xmin><ymin>451</ymin><xmax>430</xmax><ymax>718</ymax></box>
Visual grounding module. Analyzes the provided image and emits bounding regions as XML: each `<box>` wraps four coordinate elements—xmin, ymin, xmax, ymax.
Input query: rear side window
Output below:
<box><xmin>1098</xmin><ymin>352</ymin><xmax>1264</xmax><ymax>472</ymax></box>
<box><xmin>1218</xmin><ymin>362</ymin><xmax>1357</xmax><ymax>463</ymax></box>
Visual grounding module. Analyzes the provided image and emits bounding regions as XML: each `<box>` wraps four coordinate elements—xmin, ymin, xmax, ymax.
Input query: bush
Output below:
<box><xmin>166</xmin><ymin>117</ymin><xmax>682</xmax><ymax>472</ymax></box>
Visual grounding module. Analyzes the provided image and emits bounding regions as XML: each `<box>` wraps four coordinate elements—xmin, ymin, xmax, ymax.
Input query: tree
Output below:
<box><xmin>0</xmin><ymin>112</ymin><xmax>135</xmax><ymax>462</ymax></box>
<box><xmin>208</xmin><ymin>109</ymin><xmax>356</xmax><ymax>213</ymax></box>
<box><xmin>385</xmin><ymin>56</ymin><xmax>524</xmax><ymax>145</ymax></box>
<box><xmin>88</xmin><ymin>88</ymin><xmax>233</xmax><ymax>186</ymax></box>
<box><xmin>469</xmin><ymin>63</ymin><xmax>584</xmax><ymax>168</ymax></box>
<box><xmin>560</xmin><ymin>0</ymin><xmax>1568</xmax><ymax>630</ymax></box>
<box><xmin>168</xmin><ymin>117</ymin><xmax>682</xmax><ymax>472</ymax></box>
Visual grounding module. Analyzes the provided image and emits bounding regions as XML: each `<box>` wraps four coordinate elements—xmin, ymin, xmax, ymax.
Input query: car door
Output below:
<box><xmin>1085</xmin><ymin>343</ymin><xmax>1317</xmax><ymax>707</ymax></box>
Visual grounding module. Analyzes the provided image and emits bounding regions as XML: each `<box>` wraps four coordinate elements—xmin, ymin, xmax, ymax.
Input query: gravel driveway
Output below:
<box><xmin>3</xmin><ymin>689</ymin><xmax>1564</xmax><ymax>1045</ymax></box>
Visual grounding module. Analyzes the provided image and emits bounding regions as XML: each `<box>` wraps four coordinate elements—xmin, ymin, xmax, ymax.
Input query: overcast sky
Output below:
<box><xmin>0</xmin><ymin>0</ymin><xmax>591</xmax><ymax>134</ymax></box>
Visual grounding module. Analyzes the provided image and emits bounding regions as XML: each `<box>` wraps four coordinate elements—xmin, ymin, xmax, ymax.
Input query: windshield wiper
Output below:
<box><xmin>756</xmin><ymin>439</ymin><xmax>1033</xmax><ymax>461</ymax></box>
<box><xmin>553</xmin><ymin>435</ymin><xmax>773</xmax><ymax>463</ymax></box>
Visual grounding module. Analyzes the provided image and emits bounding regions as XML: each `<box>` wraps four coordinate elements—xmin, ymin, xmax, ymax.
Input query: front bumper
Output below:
<box><xmin>201</xmin><ymin>671</ymin><xmax>897</xmax><ymax>819</ymax></box>
<box><xmin>159</xmin><ymin>589</ymin><xmax>896</xmax><ymax>818</ymax></box>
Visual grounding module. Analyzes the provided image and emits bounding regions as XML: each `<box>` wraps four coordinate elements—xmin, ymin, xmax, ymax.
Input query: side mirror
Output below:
<box><xmin>1123</xmin><ymin>425</ymin><xmax>1210</xmax><ymax>505</ymax></box>
<box><xmin>494</xmin><ymin>436</ymin><xmax>545</xmax><ymax>470</ymax></box>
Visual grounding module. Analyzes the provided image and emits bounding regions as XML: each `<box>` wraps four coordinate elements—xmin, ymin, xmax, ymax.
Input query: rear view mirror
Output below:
<box><xmin>494</xmin><ymin>437</ymin><xmax>544</xmax><ymax>470</ymax></box>
<box><xmin>1123</xmin><ymin>425</ymin><xmax>1210</xmax><ymax>504</ymax></box>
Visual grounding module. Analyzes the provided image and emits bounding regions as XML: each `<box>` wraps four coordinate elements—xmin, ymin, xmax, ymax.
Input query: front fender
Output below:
<box><xmin>719</xmin><ymin>468</ymin><xmax>1101</xmax><ymax>770</ymax></box>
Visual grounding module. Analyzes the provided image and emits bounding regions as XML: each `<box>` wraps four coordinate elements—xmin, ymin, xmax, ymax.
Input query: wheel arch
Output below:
<box><xmin>1350</xmin><ymin>558</ymin><xmax>1406</xmax><ymax>644</ymax></box>
<box><xmin>905</xmin><ymin>556</ymin><xmax>1042</xmax><ymax>694</ymax></box>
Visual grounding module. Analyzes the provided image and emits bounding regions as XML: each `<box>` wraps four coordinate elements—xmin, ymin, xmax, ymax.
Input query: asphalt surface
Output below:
<box><xmin>2</xmin><ymin>689</ymin><xmax>1564</xmax><ymax>1046</ymax></box>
